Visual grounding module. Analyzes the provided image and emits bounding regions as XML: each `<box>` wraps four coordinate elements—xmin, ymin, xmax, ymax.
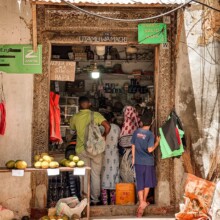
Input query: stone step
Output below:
<box><xmin>30</xmin><ymin>205</ymin><xmax>176</xmax><ymax>219</ymax></box>
<box><xmin>90</xmin><ymin>205</ymin><xmax>175</xmax><ymax>217</ymax></box>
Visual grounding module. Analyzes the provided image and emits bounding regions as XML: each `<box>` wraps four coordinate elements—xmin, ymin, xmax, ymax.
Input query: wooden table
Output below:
<box><xmin>0</xmin><ymin>166</ymin><xmax>91</xmax><ymax>219</ymax></box>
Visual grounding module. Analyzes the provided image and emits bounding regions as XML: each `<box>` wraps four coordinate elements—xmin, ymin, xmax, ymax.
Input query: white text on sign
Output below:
<box><xmin>47</xmin><ymin>168</ymin><xmax>60</xmax><ymax>176</ymax></box>
<box><xmin>74</xmin><ymin>168</ymin><xmax>86</xmax><ymax>176</ymax></box>
<box><xmin>12</xmin><ymin>169</ymin><xmax>24</xmax><ymax>177</ymax></box>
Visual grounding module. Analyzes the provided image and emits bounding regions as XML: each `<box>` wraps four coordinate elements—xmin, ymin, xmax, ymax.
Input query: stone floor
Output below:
<box><xmin>91</xmin><ymin>217</ymin><xmax>175</xmax><ymax>219</ymax></box>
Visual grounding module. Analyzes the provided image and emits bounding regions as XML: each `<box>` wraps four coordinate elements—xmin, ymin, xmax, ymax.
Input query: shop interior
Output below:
<box><xmin>48</xmin><ymin>44</ymin><xmax>156</xmax><ymax>207</ymax></box>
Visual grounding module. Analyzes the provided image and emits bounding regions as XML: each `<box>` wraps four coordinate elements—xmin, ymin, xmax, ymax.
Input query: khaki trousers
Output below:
<box><xmin>77</xmin><ymin>150</ymin><xmax>103</xmax><ymax>203</ymax></box>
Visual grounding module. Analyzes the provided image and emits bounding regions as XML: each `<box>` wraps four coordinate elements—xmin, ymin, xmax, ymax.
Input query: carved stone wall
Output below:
<box><xmin>32</xmin><ymin>4</ymin><xmax>175</xmax><ymax>208</ymax></box>
<box><xmin>155</xmin><ymin>44</ymin><xmax>175</xmax><ymax>206</ymax></box>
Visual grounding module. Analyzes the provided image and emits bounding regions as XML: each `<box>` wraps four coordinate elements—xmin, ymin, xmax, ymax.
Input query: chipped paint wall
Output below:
<box><xmin>175</xmin><ymin>0</ymin><xmax>220</xmax><ymax>193</ymax></box>
<box><xmin>0</xmin><ymin>0</ymin><xmax>33</xmax><ymax>218</ymax></box>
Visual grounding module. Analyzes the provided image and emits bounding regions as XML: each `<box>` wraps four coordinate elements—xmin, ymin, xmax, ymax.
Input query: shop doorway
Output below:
<box><xmin>48</xmin><ymin>43</ymin><xmax>157</xmax><ymax>207</ymax></box>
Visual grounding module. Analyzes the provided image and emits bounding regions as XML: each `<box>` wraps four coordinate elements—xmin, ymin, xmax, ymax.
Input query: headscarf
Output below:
<box><xmin>120</xmin><ymin>106</ymin><xmax>140</xmax><ymax>137</ymax></box>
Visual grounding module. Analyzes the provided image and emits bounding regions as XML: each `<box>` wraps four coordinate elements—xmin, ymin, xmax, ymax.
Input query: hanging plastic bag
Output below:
<box><xmin>0</xmin><ymin>72</ymin><xmax>6</xmax><ymax>135</ymax></box>
<box><xmin>56</xmin><ymin>197</ymin><xmax>87</xmax><ymax>218</ymax></box>
<box><xmin>175</xmin><ymin>174</ymin><xmax>216</xmax><ymax>220</ymax></box>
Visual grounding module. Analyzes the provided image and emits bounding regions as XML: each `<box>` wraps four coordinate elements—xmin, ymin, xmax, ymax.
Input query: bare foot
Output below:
<box><xmin>136</xmin><ymin>202</ymin><xmax>150</xmax><ymax>218</ymax></box>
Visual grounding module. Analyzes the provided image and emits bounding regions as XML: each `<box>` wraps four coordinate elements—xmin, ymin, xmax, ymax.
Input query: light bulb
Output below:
<box><xmin>91</xmin><ymin>71</ymin><xmax>100</xmax><ymax>79</ymax></box>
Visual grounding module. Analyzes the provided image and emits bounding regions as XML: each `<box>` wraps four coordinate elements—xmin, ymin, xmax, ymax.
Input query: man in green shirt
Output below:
<box><xmin>70</xmin><ymin>96</ymin><xmax>110</xmax><ymax>205</ymax></box>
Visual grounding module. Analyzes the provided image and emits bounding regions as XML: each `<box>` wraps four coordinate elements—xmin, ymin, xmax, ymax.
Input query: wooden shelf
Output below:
<box><xmin>51</xmin><ymin>59</ymin><xmax>153</xmax><ymax>63</ymax></box>
<box><xmin>0</xmin><ymin>166</ymin><xmax>91</xmax><ymax>173</ymax></box>
<box><xmin>76</xmin><ymin>59</ymin><xmax>153</xmax><ymax>63</ymax></box>
<box><xmin>76</xmin><ymin>73</ymin><xmax>153</xmax><ymax>81</ymax></box>
<box><xmin>60</xmin><ymin>104</ymin><xmax>77</xmax><ymax>107</ymax></box>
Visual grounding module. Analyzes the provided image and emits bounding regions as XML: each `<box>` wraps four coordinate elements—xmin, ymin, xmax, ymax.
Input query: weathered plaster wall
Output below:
<box><xmin>0</xmin><ymin>0</ymin><xmax>33</xmax><ymax>218</ymax></box>
<box><xmin>175</xmin><ymin>1</ymin><xmax>220</xmax><ymax>197</ymax></box>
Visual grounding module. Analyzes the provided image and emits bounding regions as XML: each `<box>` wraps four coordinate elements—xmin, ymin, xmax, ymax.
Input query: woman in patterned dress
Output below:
<box><xmin>101</xmin><ymin>112</ymin><xmax>121</xmax><ymax>205</ymax></box>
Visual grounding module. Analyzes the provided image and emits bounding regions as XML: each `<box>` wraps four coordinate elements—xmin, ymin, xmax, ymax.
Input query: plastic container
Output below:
<box><xmin>115</xmin><ymin>183</ymin><xmax>135</xmax><ymax>205</ymax></box>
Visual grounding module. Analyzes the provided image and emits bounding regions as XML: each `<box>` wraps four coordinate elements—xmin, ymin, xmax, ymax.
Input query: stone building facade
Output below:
<box><xmin>0</xmin><ymin>0</ymin><xmax>219</xmax><ymax>218</ymax></box>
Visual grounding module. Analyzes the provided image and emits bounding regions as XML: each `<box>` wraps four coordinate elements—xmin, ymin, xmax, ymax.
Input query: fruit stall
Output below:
<box><xmin>1</xmin><ymin>154</ymin><xmax>90</xmax><ymax>220</ymax></box>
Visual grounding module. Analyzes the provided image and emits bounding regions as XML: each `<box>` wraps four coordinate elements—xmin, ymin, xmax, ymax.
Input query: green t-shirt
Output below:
<box><xmin>70</xmin><ymin>109</ymin><xmax>106</xmax><ymax>154</ymax></box>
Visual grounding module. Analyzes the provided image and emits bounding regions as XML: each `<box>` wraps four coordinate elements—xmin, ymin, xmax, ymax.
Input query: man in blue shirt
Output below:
<box><xmin>131</xmin><ymin>113</ymin><xmax>160</xmax><ymax>217</ymax></box>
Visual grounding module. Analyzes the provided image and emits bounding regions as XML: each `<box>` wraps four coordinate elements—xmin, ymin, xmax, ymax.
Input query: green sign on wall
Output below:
<box><xmin>0</xmin><ymin>45</ymin><xmax>42</xmax><ymax>73</ymax></box>
<box><xmin>138</xmin><ymin>23</ymin><xmax>167</xmax><ymax>44</ymax></box>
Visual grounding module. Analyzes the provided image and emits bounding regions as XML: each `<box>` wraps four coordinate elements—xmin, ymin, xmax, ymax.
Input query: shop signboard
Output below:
<box><xmin>79</xmin><ymin>36</ymin><xmax>127</xmax><ymax>43</ymax></box>
<box><xmin>0</xmin><ymin>44</ymin><xmax>42</xmax><ymax>73</ymax></box>
<box><xmin>138</xmin><ymin>23</ymin><xmax>167</xmax><ymax>44</ymax></box>
<box><xmin>50</xmin><ymin>61</ymin><xmax>76</xmax><ymax>82</ymax></box>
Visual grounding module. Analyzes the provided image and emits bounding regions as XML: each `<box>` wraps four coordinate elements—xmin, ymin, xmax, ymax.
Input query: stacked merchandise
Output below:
<box><xmin>47</xmin><ymin>172</ymin><xmax>81</xmax><ymax>208</ymax></box>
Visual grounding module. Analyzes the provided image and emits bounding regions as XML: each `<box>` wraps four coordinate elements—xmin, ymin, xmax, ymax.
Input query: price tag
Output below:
<box><xmin>12</xmin><ymin>169</ymin><xmax>24</xmax><ymax>177</ymax></box>
<box><xmin>74</xmin><ymin>168</ymin><xmax>86</xmax><ymax>176</ymax></box>
<box><xmin>47</xmin><ymin>168</ymin><xmax>60</xmax><ymax>176</ymax></box>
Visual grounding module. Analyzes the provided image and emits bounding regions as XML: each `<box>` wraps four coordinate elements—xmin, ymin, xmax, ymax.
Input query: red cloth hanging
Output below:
<box><xmin>0</xmin><ymin>101</ymin><xmax>6</xmax><ymax>135</ymax></box>
<box><xmin>175</xmin><ymin>127</ymin><xmax>181</xmax><ymax>145</ymax></box>
<box><xmin>49</xmin><ymin>92</ymin><xmax>62</xmax><ymax>143</ymax></box>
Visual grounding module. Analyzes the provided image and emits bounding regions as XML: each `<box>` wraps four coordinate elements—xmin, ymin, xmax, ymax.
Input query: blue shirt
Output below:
<box><xmin>131</xmin><ymin>128</ymin><xmax>155</xmax><ymax>166</ymax></box>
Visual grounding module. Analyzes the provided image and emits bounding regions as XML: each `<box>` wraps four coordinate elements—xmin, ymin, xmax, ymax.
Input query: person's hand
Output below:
<box><xmin>156</xmin><ymin>136</ymin><xmax>161</xmax><ymax>144</ymax></box>
<box><xmin>132</xmin><ymin>158</ymin><xmax>135</xmax><ymax>166</ymax></box>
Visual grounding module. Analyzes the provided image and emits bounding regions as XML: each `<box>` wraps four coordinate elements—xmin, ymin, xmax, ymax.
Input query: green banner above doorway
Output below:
<box><xmin>138</xmin><ymin>23</ymin><xmax>167</xmax><ymax>44</ymax></box>
<box><xmin>0</xmin><ymin>45</ymin><xmax>42</xmax><ymax>73</ymax></box>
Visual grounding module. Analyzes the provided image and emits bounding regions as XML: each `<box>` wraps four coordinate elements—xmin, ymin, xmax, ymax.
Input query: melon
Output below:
<box><xmin>60</xmin><ymin>159</ymin><xmax>67</xmax><ymax>166</ymax></box>
<box><xmin>34</xmin><ymin>161</ymin><xmax>42</xmax><ymax>169</ymax></box>
<box><xmin>41</xmin><ymin>216</ymin><xmax>50</xmax><ymax>220</ymax></box>
<box><xmin>50</xmin><ymin>161</ymin><xmax>59</xmax><ymax>168</ymax></box>
<box><xmin>73</xmin><ymin>156</ymin><xmax>79</xmax><ymax>163</ymax></box>
<box><xmin>43</xmin><ymin>155</ymin><xmax>52</xmax><ymax>163</ymax></box>
<box><xmin>69</xmin><ymin>161</ymin><xmax>76</xmax><ymax>168</ymax></box>
<box><xmin>64</xmin><ymin>160</ymin><xmax>71</xmax><ymax>167</ymax></box>
<box><xmin>5</xmin><ymin>160</ymin><xmax>15</xmax><ymax>169</ymax></box>
<box><xmin>69</xmin><ymin>155</ymin><xmax>74</xmax><ymax>161</ymax></box>
<box><xmin>77</xmin><ymin>160</ymin><xmax>85</xmax><ymax>167</ymax></box>
<box><xmin>34</xmin><ymin>155</ymin><xmax>41</xmax><ymax>162</ymax></box>
<box><xmin>62</xmin><ymin>215</ymin><xmax>68</xmax><ymax>220</ymax></box>
<box><xmin>15</xmin><ymin>160</ymin><xmax>27</xmax><ymax>169</ymax></box>
<box><xmin>41</xmin><ymin>161</ymin><xmax>49</xmax><ymax>169</ymax></box>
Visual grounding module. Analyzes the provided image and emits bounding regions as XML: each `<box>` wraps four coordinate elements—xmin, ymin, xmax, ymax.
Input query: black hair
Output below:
<box><xmin>79</xmin><ymin>96</ymin><xmax>90</xmax><ymax>105</ymax></box>
<box><xmin>141</xmin><ymin>113</ymin><xmax>153</xmax><ymax>126</ymax></box>
<box><xmin>104</xmin><ymin>112</ymin><xmax>114</xmax><ymax>122</ymax></box>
